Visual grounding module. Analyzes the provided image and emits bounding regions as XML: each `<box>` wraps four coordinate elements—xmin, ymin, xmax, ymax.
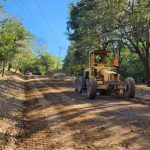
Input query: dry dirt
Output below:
<box><xmin>0</xmin><ymin>75</ymin><xmax>150</xmax><ymax>150</ymax></box>
<box><xmin>0</xmin><ymin>75</ymin><xmax>24</xmax><ymax>150</ymax></box>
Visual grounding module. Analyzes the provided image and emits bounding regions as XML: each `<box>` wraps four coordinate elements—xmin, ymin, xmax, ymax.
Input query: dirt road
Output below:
<box><xmin>13</xmin><ymin>76</ymin><xmax>149</xmax><ymax>150</ymax></box>
<box><xmin>0</xmin><ymin>76</ymin><xmax>149</xmax><ymax>150</ymax></box>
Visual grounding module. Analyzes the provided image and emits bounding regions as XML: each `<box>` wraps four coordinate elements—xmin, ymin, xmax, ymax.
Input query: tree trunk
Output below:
<box><xmin>15</xmin><ymin>59</ymin><xmax>20</xmax><ymax>73</ymax></box>
<box><xmin>45</xmin><ymin>65</ymin><xmax>49</xmax><ymax>74</ymax></box>
<box><xmin>2</xmin><ymin>60</ymin><xmax>5</xmax><ymax>77</ymax></box>
<box><xmin>0</xmin><ymin>61</ymin><xmax>2</xmax><ymax>70</ymax></box>
<box><xmin>134</xmin><ymin>47</ymin><xmax>150</xmax><ymax>87</ymax></box>
<box><xmin>8</xmin><ymin>63</ymin><xmax>12</xmax><ymax>71</ymax></box>
<box><xmin>142</xmin><ymin>60</ymin><xmax>150</xmax><ymax>87</ymax></box>
<box><xmin>146</xmin><ymin>77</ymin><xmax>150</xmax><ymax>87</ymax></box>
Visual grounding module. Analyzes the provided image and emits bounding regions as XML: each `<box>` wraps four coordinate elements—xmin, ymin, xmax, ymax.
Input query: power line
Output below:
<box><xmin>33</xmin><ymin>0</ymin><xmax>58</xmax><ymax>42</ymax></box>
<box><xmin>21</xmin><ymin>1</ymin><xmax>48</xmax><ymax>39</ymax></box>
<box><xmin>33</xmin><ymin>0</ymin><xmax>52</xmax><ymax>29</ymax></box>
<box><xmin>15</xmin><ymin>1</ymin><xmax>48</xmax><ymax>40</ymax></box>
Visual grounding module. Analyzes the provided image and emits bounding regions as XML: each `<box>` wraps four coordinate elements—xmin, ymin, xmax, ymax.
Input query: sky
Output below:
<box><xmin>2</xmin><ymin>0</ymin><xmax>74</xmax><ymax>60</ymax></box>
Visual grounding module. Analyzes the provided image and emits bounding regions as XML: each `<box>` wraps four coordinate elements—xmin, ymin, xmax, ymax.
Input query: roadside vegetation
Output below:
<box><xmin>64</xmin><ymin>0</ymin><xmax>150</xmax><ymax>86</ymax></box>
<box><xmin>0</xmin><ymin>0</ymin><xmax>61</xmax><ymax>76</ymax></box>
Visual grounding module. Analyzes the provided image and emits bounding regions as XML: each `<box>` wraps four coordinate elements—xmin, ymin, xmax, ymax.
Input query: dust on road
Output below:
<box><xmin>17</xmin><ymin>76</ymin><xmax>150</xmax><ymax>150</ymax></box>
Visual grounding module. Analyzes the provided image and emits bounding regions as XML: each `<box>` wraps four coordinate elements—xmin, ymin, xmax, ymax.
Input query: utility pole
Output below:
<box><xmin>56</xmin><ymin>47</ymin><xmax>62</xmax><ymax>69</ymax></box>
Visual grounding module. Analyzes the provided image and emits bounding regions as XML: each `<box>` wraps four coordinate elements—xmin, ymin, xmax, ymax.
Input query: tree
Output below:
<box><xmin>115</xmin><ymin>1</ymin><xmax>150</xmax><ymax>86</ymax></box>
<box><xmin>0</xmin><ymin>18</ymin><xmax>30</xmax><ymax>76</ymax></box>
<box><xmin>63</xmin><ymin>43</ymin><xmax>87</xmax><ymax>75</ymax></box>
<box><xmin>66</xmin><ymin>0</ymin><xmax>150</xmax><ymax>86</ymax></box>
<box><xmin>34</xmin><ymin>41</ymin><xmax>60</xmax><ymax>73</ymax></box>
<box><xmin>119</xmin><ymin>48</ymin><xmax>145</xmax><ymax>83</ymax></box>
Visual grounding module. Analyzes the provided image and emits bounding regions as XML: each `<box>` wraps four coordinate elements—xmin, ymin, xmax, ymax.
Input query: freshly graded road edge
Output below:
<box><xmin>0</xmin><ymin>75</ymin><xmax>149</xmax><ymax>150</ymax></box>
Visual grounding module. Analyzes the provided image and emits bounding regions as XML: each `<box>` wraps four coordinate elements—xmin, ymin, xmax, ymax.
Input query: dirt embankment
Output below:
<box><xmin>0</xmin><ymin>75</ymin><xmax>25</xmax><ymax>150</ymax></box>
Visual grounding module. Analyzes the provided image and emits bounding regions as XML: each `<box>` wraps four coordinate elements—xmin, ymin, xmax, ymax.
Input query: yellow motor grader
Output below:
<box><xmin>75</xmin><ymin>50</ymin><xmax>135</xmax><ymax>99</ymax></box>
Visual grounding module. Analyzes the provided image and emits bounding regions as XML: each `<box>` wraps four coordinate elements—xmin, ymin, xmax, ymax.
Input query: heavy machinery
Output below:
<box><xmin>75</xmin><ymin>50</ymin><xmax>135</xmax><ymax>99</ymax></box>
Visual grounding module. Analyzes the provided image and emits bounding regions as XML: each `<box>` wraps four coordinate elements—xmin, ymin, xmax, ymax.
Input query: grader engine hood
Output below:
<box><xmin>100</xmin><ymin>68</ymin><xmax>119</xmax><ymax>81</ymax></box>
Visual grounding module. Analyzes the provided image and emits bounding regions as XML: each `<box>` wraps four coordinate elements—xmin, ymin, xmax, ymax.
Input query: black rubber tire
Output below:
<box><xmin>86</xmin><ymin>77</ymin><xmax>97</xmax><ymax>99</ymax></box>
<box><xmin>82</xmin><ymin>76</ymin><xmax>87</xmax><ymax>89</ymax></box>
<box><xmin>125</xmin><ymin>77</ymin><xmax>135</xmax><ymax>98</ymax></box>
<box><xmin>77</xmin><ymin>77</ymin><xmax>84</xmax><ymax>93</ymax></box>
<box><xmin>75</xmin><ymin>76</ymin><xmax>79</xmax><ymax>92</ymax></box>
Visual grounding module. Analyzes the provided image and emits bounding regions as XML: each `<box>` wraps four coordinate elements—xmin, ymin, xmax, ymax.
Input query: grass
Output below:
<box><xmin>52</xmin><ymin>72</ymin><xmax>66</xmax><ymax>77</ymax></box>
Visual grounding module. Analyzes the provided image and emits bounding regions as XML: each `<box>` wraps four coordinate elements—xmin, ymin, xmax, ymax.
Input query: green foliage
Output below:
<box><xmin>18</xmin><ymin>50</ymin><xmax>36</xmax><ymax>73</ymax></box>
<box><xmin>119</xmin><ymin>48</ymin><xmax>145</xmax><ymax>83</ymax></box>
<box><xmin>0</xmin><ymin>18</ymin><xmax>29</xmax><ymax>61</ymax></box>
<box><xmin>18</xmin><ymin>50</ymin><xmax>59</xmax><ymax>75</ymax></box>
<box><xmin>65</xmin><ymin>0</ymin><xmax>150</xmax><ymax>86</ymax></box>
<box><xmin>0</xmin><ymin>3</ymin><xmax>59</xmax><ymax>76</ymax></box>
<box><xmin>63</xmin><ymin>44</ymin><xmax>87</xmax><ymax>75</ymax></box>
<box><xmin>0</xmin><ymin>16</ymin><xmax>33</xmax><ymax>76</ymax></box>
<box><xmin>33</xmin><ymin>41</ymin><xmax>61</xmax><ymax>73</ymax></box>
<box><xmin>53</xmin><ymin>72</ymin><xmax>66</xmax><ymax>77</ymax></box>
<box><xmin>38</xmin><ymin>52</ymin><xmax>58</xmax><ymax>70</ymax></box>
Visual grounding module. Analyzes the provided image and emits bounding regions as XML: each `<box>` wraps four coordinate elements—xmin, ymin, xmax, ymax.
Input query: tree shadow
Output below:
<box><xmin>0</xmin><ymin>78</ymin><xmax>25</xmax><ymax>149</ymax></box>
<box><xmin>15</xmin><ymin>77</ymin><xmax>150</xmax><ymax>149</ymax></box>
<box><xmin>0</xmin><ymin>76</ymin><xmax>149</xmax><ymax>149</ymax></box>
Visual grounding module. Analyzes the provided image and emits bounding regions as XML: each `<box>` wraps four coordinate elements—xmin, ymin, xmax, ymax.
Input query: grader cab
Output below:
<box><xmin>75</xmin><ymin>50</ymin><xmax>135</xmax><ymax>99</ymax></box>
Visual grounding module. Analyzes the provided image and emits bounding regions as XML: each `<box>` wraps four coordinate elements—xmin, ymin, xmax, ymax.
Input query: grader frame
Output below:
<box><xmin>75</xmin><ymin>50</ymin><xmax>135</xmax><ymax>99</ymax></box>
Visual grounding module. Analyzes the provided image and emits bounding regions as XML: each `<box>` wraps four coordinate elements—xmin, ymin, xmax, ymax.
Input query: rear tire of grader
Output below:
<box><xmin>78</xmin><ymin>76</ymin><xmax>87</xmax><ymax>93</ymax></box>
<box><xmin>87</xmin><ymin>77</ymin><xmax>97</xmax><ymax>99</ymax></box>
<box><xmin>77</xmin><ymin>77</ymin><xmax>83</xmax><ymax>93</ymax></box>
<box><xmin>124</xmin><ymin>77</ymin><xmax>135</xmax><ymax>98</ymax></box>
<box><xmin>75</xmin><ymin>76</ymin><xmax>86</xmax><ymax>93</ymax></box>
<box><xmin>75</xmin><ymin>76</ymin><xmax>79</xmax><ymax>92</ymax></box>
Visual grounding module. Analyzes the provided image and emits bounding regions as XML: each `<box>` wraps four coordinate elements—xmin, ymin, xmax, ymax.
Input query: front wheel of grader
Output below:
<box><xmin>86</xmin><ymin>77</ymin><xmax>97</xmax><ymax>99</ymax></box>
<box><xmin>124</xmin><ymin>77</ymin><xmax>135</xmax><ymax>98</ymax></box>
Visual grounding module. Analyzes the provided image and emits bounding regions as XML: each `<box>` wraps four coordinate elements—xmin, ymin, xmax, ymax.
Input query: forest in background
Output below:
<box><xmin>0</xmin><ymin>0</ymin><xmax>61</xmax><ymax>76</ymax></box>
<box><xmin>64</xmin><ymin>0</ymin><xmax>150</xmax><ymax>86</ymax></box>
<box><xmin>0</xmin><ymin>0</ymin><xmax>150</xmax><ymax>85</ymax></box>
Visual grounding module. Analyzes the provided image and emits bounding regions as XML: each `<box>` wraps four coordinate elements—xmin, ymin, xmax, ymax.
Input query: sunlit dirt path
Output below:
<box><xmin>17</xmin><ymin>76</ymin><xmax>150</xmax><ymax>150</ymax></box>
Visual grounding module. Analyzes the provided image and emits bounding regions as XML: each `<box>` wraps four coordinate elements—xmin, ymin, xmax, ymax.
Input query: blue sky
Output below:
<box><xmin>3</xmin><ymin>0</ymin><xmax>74</xmax><ymax>59</ymax></box>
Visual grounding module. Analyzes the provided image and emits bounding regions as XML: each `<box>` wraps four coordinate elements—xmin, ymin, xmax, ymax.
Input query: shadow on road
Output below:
<box><xmin>19</xmin><ymin>77</ymin><xmax>150</xmax><ymax>149</ymax></box>
<box><xmin>0</xmin><ymin>76</ymin><xmax>149</xmax><ymax>149</ymax></box>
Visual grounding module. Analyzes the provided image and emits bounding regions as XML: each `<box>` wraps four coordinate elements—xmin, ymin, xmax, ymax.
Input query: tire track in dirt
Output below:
<box><xmin>42</xmin><ymin>78</ymin><xmax>150</xmax><ymax>150</ymax></box>
<box><xmin>17</xmin><ymin>77</ymin><xmax>150</xmax><ymax>150</ymax></box>
<box><xmin>17</xmin><ymin>77</ymin><xmax>76</xmax><ymax>150</ymax></box>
